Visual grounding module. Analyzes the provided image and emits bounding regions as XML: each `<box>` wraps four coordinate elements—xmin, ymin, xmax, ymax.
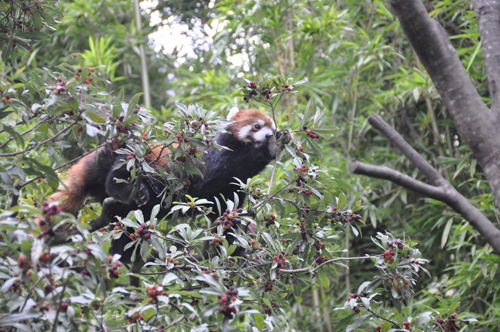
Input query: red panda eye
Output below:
<box><xmin>253</xmin><ymin>124</ymin><xmax>261</xmax><ymax>130</ymax></box>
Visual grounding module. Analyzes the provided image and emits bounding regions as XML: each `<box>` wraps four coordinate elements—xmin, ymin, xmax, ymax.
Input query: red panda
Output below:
<box><xmin>38</xmin><ymin>108</ymin><xmax>285</xmax><ymax>260</ymax></box>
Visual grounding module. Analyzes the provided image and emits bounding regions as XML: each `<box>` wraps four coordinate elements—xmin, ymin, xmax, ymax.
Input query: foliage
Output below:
<box><xmin>0</xmin><ymin>63</ymin><xmax>431</xmax><ymax>331</ymax></box>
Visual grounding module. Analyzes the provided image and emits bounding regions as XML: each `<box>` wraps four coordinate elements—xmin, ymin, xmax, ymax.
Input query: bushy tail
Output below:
<box><xmin>35</xmin><ymin>148</ymin><xmax>106</xmax><ymax>228</ymax></box>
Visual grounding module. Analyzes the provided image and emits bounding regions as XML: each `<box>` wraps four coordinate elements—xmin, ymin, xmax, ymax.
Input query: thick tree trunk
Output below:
<box><xmin>389</xmin><ymin>0</ymin><xmax>500</xmax><ymax>211</ymax></box>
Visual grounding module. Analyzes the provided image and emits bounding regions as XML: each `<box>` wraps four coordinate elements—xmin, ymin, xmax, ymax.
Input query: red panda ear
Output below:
<box><xmin>227</xmin><ymin>106</ymin><xmax>240</xmax><ymax>120</ymax></box>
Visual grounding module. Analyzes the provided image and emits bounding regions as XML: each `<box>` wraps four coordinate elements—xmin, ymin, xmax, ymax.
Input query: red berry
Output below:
<box><xmin>90</xmin><ymin>67</ymin><xmax>95</xmax><ymax>73</ymax></box>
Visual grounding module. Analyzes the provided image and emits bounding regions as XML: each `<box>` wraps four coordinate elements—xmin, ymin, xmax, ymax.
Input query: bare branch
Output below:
<box><xmin>368</xmin><ymin>115</ymin><xmax>447</xmax><ymax>187</ymax></box>
<box><xmin>351</xmin><ymin>162</ymin><xmax>446</xmax><ymax>201</ymax></box>
<box><xmin>354</xmin><ymin>115</ymin><xmax>500</xmax><ymax>254</ymax></box>
<box><xmin>389</xmin><ymin>0</ymin><xmax>500</xmax><ymax>210</ymax></box>
<box><xmin>473</xmin><ymin>0</ymin><xmax>500</xmax><ymax>113</ymax></box>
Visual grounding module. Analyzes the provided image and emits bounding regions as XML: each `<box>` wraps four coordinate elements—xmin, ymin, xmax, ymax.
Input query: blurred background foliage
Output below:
<box><xmin>1</xmin><ymin>0</ymin><xmax>498</xmax><ymax>330</ymax></box>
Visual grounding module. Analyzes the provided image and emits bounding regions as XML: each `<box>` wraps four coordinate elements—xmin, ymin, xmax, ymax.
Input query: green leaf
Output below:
<box><xmin>127</xmin><ymin>93</ymin><xmax>144</xmax><ymax>116</ymax></box>
<box><xmin>337</xmin><ymin>193</ymin><xmax>346</xmax><ymax>210</ymax></box>
<box><xmin>254</xmin><ymin>313</ymin><xmax>265</xmax><ymax>330</ymax></box>
<box><xmin>318</xmin><ymin>269</ymin><xmax>330</xmax><ymax>288</ymax></box>
<box><xmin>86</xmin><ymin>112</ymin><xmax>105</xmax><ymax>123</ymax></box>
<box><xmin>346</xmin><ymin>314</ymin><xmax>369</xmax><ymax>332</ymax></box>
<box><xmin>441</xmin><ymin>218</ymin><xmax>453</xmax><ymax>248</ymax></box>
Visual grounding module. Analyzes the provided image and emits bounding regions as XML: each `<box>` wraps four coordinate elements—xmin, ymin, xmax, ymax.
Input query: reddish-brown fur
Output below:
<box><xmin>46</xmin><ymin>152</ymin><xmax>95</xmax><ymax>215</ymax></box>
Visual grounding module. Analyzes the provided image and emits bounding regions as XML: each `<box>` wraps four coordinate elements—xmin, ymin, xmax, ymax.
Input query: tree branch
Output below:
<box><xmin>351</xmin><ymin>162</ymin><xmax>446</xmax><ymax>201</ymax></box>
<box><xmin>353</xmin><ymin>115</ymin><xmax>500</xmax><ymax>255</ymax></box>
<box><xmin>0</xmin><ymin>120</ymin><xmax>79</xmax><ymax>157</ymax></box>
<box><xmin>368</xmin><ymin>115</ymin><xmax>447</xmax><ymax>187</ymax></box>
<box><xmin>390</xmin><ymin>0</ymin><xmax>500</xmax><ymax>210</ymax></box>
<box><xmin>473</xmin><ymin>0</ymin><xmax>500</xmax><ymax>114</ymax></box>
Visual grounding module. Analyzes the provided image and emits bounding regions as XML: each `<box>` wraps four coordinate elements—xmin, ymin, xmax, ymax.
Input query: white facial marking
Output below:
<box><xmin>227</xmin><ymin>106</ymin><xmax>240</xmax><ymax>120</ymax></box>
<box><xmin>237</xmin><ymin>124</ymin><xmax>252</xmax><ymax>142</ymax></box>
<box><xmin>254</xmin><ymin>126</ymin><xmax>273</xmax><ymax>142</ymax></box>
<box><xmin>258</xmin><ymin>119</ymin><xmax>265</xmax><ymax>127</ymax></box>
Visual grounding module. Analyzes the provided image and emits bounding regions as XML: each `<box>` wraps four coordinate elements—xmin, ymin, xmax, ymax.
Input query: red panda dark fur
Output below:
<box><xmin>41</xmin><ymin>108</ymin><xmax>282</xmax><ymax>260</ymax></box>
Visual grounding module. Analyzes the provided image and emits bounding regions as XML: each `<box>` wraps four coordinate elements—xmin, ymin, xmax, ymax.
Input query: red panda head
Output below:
<box><xmin>226</xmin><ymin>108</ymin><xmax>277</xmax><ymax>144</ymax></box>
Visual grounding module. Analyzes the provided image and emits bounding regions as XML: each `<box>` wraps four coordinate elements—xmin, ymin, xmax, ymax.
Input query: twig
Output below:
<box><xmin>16</xmin><ymin>144</ymin><xmax>105</xmax><ymax>190</ymax></box>
<box><xmin>280</xmin><ymin>255</ymin><xmax>376</xmax><ymax>274</ymax></box>
<box><xmin>51</xmin><ymin>274</ymin><xmax>69</xmax><ymax>332</ymax></box>
<box><xmin>0</xmin><ymin>119</ymin><xmax>79</xmax><ymax>157</ymax></box>
<box><xmin>366</xmin><ymin>307</ymin><xmax>402</xmax><ymax>329</ymax></box>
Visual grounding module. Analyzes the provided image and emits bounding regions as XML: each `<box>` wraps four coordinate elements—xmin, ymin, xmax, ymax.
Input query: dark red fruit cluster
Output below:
<box><xmin>375</xmin><ymin>325</ymin><xmax>381</xmax><ymax>331</ymax></box>
<box><xmin>219</xmin><ymin>287</ymin><xmax>238</xmax><ymax>319</ymax></box>
<box><xmin>243</xmin><ymin>81</ymin><xmax>258</xmax><ymax>102</ymax></box>
<box><xmin>107</xmin><ymin>260</ymin><xmax>121</xmax><ymax>279</ymax></box>
<box><xmin>280</xmin><ymin>84</ymin><xmax>294</xmax><ymax>92</ymax></box>
<box><xmin>389</xmin><ymin>239</ymin><xmax>405</xmax><ymax>249</ymax></box>
<box><xmin>133</xmin><ymin>223</ymin><xmax>153</xmax><ymax>240</ymax></box>
<box><xmin>1</xmin><ymin>94</ymin><xmax>13</xmax><ymax>104</ymax></box>
<box><xmin>298</xmin><ymin>221</ymin><xmax>314</xmax><ymax>241</ymax></box>
<box><xmin>324</xmin><ymin>209</ymin><xmax>362</xmax><ymax>225</ymax></box>
<box><xmin>127</xmin><ymin>312</ymin><xmax>144</xmax><ymax>324</ymax></box>
<box><xmin>60</xmin><ymin>303</ymin><xmax>69</xmax><ymax>312</ymax></box>
<box><xmin>348</xmin><ymin>292</ymin><xmax>365</xmax><ymax>301</ymax></box>
<box><xmin>106</xmin><ymin>137</ymin><xmax>126</xmax><ymax>151</ymax></box>
<box><xmin>214</xmin><ymin>208</ymin><xmax>243</xmax><ymax>230</ymax></box>
<box><xmin>243</xmin><ymin>82</ymin><xmax>275</xmax><ymax>101</ymax></box>
<box><xmin>273</xmin><ymin>252</ymin><xmax>287</xmax><ymax>269</ymax></box>
<box><xmin>116</xmin><ymin>123</ymin><xmax>129</xmax><ymax>134</ymax></box>
<box><xmin>436</xmin><ymin>313</ymin><xmax>460</xmax><ymax>331</ymax></box>
<box><xmin>52</xmin><ymin>77</ymin><xmax>67</xmax><ymax>95</ymax></box>
<box><xmin>347</xmin><ymin>293</ymin><xmax>366</xmax><ymax>314</ymax></box>
<box><xmin>209</xmin><ymin>233</ymin><xmax>223</xmax><ymax>247</ymax></box>
<box><xmin>314</xmin><ymin>252</ymin><xmax>327</xmax><ymax>265</ymax></box>
<box><xmin>187</xmin><ymin>146</ymin><xmax>198</xmax><ymax>156</ymax></box>
<box><xmin>8</xmin><ymin>279</ymin><xmax>23</xmax><ymax>293</ymax></box>
<box><xmin>313</xmin><ymin>241</ymin><xmax>325</xmax><ymax>251</ymax></box>
<box><xmin>384</xmin><ymin>249</ymin><xmax>395</xmax><ymax>262</ymax></box>
<box><xmin>74</xmin><ymin>68</ymin><xmax>83</xmax><ymax>80</ymax></box>
<box><xmin>146</xmin><ymin>284</ymin><xmax>168</xmax><ymax>304</ymax></box>
<box><xmin>41</xmin><ymin>201</ymin><xmax>62</xmax><ymax>216</ymax></box>
<box><xmin>44</xmin><ymin>284</ymin><xmax>52</xmax><ymax>294</ymax></box>
<box><xmin>303</xmin><ymin>126</ymin><xmax>319</xmax><ymax>139</ymax></box>
<box><xmin>265</xmin><ymin>214</ymin><xmax>276</xmax><ymax>227</ymax></box>
<box><xmin>403</xmin><ymin>321</ymin><xmax>411</xmax><ymax>330</ymax></box>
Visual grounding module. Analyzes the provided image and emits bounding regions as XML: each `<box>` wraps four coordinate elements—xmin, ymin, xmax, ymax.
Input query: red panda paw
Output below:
<box><xmin>276</xmin><ymin>130</ymin><xmax>291</xmax><ymax>146</ymax></box>
<box><xmin>133</xmin><ymin>183</ymin><xmax>150</xmax><ymax>207</ymax></box>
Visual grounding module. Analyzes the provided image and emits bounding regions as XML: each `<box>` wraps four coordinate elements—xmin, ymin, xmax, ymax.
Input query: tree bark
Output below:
<box><xmin>391</xmin><ymin>0</ymin><xmax>500</xmax><ymax>213</ymax></box>
<box><xmin>389</xmin><ymin>0</ymin><xmax>500</xmax><ymax>210</ymax></box>
<box><xmin>473</xmin><ymin>0</ymin><xmax>500</xmax><ymax>114</ymax></box>
<box><xmin>352</xmin><ymin>115</ymin><xmax>500</xmax><ymax>254</ymax></box>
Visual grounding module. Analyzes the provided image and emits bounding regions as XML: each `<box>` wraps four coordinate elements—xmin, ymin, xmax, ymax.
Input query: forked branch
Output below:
<box><xmin>352</xmin><ymin>115</ymin><xmax>500</xmax><ymax>255</ymax></box>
